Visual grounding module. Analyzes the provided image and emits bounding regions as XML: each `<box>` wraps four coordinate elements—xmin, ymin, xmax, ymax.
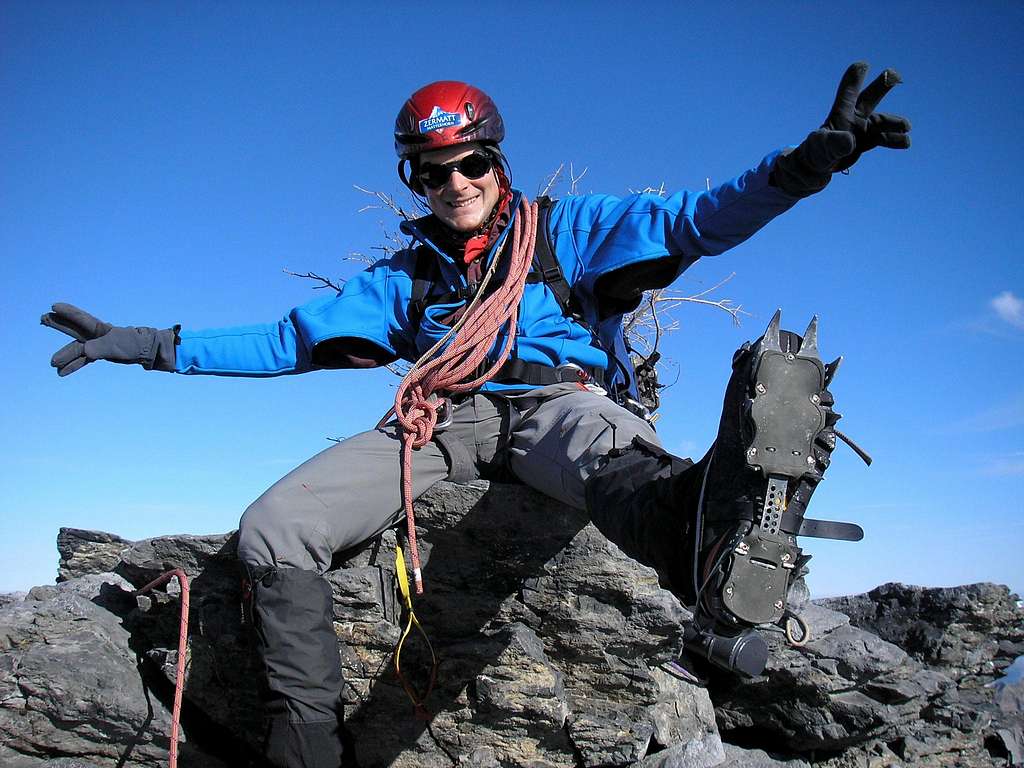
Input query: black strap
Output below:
<box><xmin>780</xmin><ymin>509</ymin><xmax>865</xmax><ymax>541</ymax></box>
<box><xmin>490</xmin><ymin>358</ymin><xmax>605</xmax><ymax>388</ymax></box>
<box><xmin>409</xmin><ymin>245</ymin><xmax>440</xmax><ymax>325</ymax></box>
<box><xmin>433</xmin><ymin>430</ymin><xmax>476</xmax><ymax>484</ymax></box>
<box><xmin>524</xmin><ymin>196</ymin><xmax>575</xmax><ymax>315</ymax></box>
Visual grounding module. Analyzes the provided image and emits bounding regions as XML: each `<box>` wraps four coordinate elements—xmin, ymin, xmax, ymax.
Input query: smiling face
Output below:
<box><xmin>418</xmin><ymin>143</ymin><xmax>502</xmax><ymax>233</ymax></box>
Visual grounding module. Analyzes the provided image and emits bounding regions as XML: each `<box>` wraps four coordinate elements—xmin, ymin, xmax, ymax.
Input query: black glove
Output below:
<box><xmin>773</xmin><ymin>62</ymin><xmax>911</xmax><ymax>197</ymax></box>
<box><xmin>41</xmin><ymin>303</ymin><xmax>178</xmax><ymax>376</ymax></box>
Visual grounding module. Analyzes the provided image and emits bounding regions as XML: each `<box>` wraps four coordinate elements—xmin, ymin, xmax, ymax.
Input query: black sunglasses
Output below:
<box><xmin>417</xmin><ymin>152</ymin><xmax>494</xmax><ymax>190</ymax></box>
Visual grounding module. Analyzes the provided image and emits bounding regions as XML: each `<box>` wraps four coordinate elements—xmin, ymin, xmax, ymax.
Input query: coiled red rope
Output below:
<box><xmin>382</xmin><ymin>197</ymin><xmax>538</xmax><ymax>594</ymax></box>
<box><xmin>135</xmin><ymin>568</ymin><xmax>190</xmax><ymax>768</ymax></box>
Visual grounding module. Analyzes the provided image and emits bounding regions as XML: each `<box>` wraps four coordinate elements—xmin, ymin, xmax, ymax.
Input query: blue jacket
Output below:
<box><xmin>175</xmin><ymin>151</ymin><xmax>800</xmax><ymax>394</ymax></box>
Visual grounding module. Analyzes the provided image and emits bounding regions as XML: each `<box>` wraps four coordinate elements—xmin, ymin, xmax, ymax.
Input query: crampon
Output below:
<box><xmin>667</xmin><ymin>310</ymin><xmax>871</xmax><ymax>682</ymax></box>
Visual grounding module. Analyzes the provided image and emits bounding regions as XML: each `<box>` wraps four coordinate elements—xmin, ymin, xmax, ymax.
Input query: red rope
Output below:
<box><xmin>388</xmin><ymin>197</ymin><xmax>538</xmax><ymax>593</ymax></box>
<box><xmin>135</xmin><ymin>569</ymin><xmax>190</xmax><ymax>768</ymax></box>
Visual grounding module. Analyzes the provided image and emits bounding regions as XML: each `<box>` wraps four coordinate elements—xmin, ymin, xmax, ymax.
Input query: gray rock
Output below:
<box><xmin>0</xmin><ymin>573</ymin><xmax>211</xmax><ymax>767</ymax></box>
<box><xmin>341</xmin><ymin>482</ymin><xmax>719</xmax><ymax>768</ymax></box>
<box><xmin>57</xmin><ymin>528</ymin><xmax>132</xmax><ymax>583</ymax></box>
<box><xmin>818</xmin><ymin>582</ymin><xmax>1024</xmax><ymax>766</ymax></box>
<box><xmin>0</xmin><ymin>744</ymin><xmax>105</xmax><ymax>767</ymax></box>
<box><xmin>820</xmin><ymin>582</ymin><xmax>1024</xmax><ymax>683</ymax></box>
<box><xmin>710</xmin><ymin>605</ymin><xmax>954</xmax><ymax>753</ymax></box>
<box><xmin>718</xmin><ymin>744</ymin><xmax>809</xmax><ymax>767</ymax></box>
<box><xmin>5</xmin><ymin>482</ymin><xmax>724</xmax><ymax>767</ymax></box>
<box><xmin>4</xmin><ymin>483</ymin><xmax>1022</xmax><ymax>767</ymax></box>
<box><xmin>0</xmin><ymin>592</ymin><xmax>28</xmax><ymax>609</ymax></box>
<box><xmin>632</xmin><ymin>736</ymin><xmax>724</xmax><ymax>768</ymax></box>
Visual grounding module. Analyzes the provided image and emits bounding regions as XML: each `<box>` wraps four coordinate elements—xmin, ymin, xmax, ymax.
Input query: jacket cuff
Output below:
<box><xmin>146</xmin><ymin>325</ymin><xmax>179</xmax><ymax>372</ymax></box>
<box><xmin>769</xmin><ymin>147</ymin><xmax>831</xmax><ymax>199</ymax></box>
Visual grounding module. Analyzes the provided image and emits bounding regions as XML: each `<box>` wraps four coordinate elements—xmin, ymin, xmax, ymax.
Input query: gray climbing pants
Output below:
<box><xmin>237</xmin><ymin>384</ymin><xmax>661</xmax><ymax>572</ymax></box>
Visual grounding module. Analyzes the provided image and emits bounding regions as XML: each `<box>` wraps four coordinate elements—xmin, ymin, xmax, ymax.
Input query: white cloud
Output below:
<box><xmin>991</xmin><ymin>291</ymin><xmax>1024</xmax><ymax>330</ymax></box>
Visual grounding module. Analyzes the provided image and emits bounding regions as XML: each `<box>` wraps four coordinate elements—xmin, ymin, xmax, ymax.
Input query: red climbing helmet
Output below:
<box><xmin>394</xmin><ymin>81</ymin><xmax>505</xmax><ymax>159</ymax></box>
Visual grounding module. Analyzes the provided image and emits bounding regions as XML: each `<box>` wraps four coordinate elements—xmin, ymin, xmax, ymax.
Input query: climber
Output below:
<box><xmin>41</xmin><ymin>63</ymin><xmax>909</xmax><ymax>768</ymax></box>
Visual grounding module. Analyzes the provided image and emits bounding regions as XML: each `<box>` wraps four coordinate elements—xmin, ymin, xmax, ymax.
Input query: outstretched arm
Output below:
<box><xmin>571</xmin><ymin>62</ymin><xmax>910</xmax><ymax>315</ymax></box>
<box><xmin>42</xmin><ymin>255</ymin><xmax>419</xmax><ymax>377</ymax></box>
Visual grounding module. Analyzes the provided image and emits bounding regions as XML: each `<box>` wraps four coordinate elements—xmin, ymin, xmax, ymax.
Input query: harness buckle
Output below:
<box><xmin>555</xmin><ymin>362</ymin><xmax>589</xmax><ymax>383</ymax></box>
<box><xmin>540</xmin><ymin>265</ymin><xmax>563</xmax><ymax>283</ymax></box>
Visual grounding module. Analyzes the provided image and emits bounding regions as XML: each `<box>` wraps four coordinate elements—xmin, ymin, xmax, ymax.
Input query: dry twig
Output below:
<box><xmin>538</xmin><ymin>163</ymin><xmax>565</xmax><ymax>198</ymax></box>
<box><xmin>281</xmin><ymin>269</ymin><xmax>343</xmax><ymax>293</ymax></box>
<box><xmin>568</xmin><ymin>163</ymin><xmax>588</xmax><ymax>196</ymax></box>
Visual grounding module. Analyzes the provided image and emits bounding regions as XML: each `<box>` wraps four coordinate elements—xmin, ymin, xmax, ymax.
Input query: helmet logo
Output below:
<box><xmin>418</xmin><ymin>106</ymin><xmax>462</xmax><ymax>134</ymax></box>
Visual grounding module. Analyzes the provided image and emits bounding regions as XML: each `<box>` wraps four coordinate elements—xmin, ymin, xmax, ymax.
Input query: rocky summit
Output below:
<box><xmin>0</xmin><ymin>481</ymin><xmax>1021</xmax><ymax>767</ymax></box>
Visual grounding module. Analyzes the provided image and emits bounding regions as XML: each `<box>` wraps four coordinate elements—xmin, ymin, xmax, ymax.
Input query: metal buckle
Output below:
<box><xmin>556</xmin><ymin>362</ymin><xmax>588</xmax><ymax>383</ymax></box>
<box><xmin>433</xmin><ymin>397</ymin><xmax>454</xmax><ymax>431</ymax></box>
<box><xmin>620</xmin><ymin>396</ymin><xmax>652</xmax><ymax>422</ymax></box>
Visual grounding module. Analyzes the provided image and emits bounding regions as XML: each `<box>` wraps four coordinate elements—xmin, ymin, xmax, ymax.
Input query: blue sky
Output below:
<box><xmin>2</xmin><ymin>2</ymin><xmax>1022</xmax><ymax>598</ymax></box>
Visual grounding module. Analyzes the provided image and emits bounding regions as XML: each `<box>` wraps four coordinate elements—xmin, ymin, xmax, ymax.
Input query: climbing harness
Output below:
<box><xmin>134</xmin><ymin>568</ymin><xmax>191</xmax><ymax>768</ymax></box>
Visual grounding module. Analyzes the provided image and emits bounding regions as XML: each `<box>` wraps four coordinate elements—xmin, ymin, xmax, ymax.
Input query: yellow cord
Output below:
<box><xmin>394</xmin><ymin>545</ymin><xmax>438</xmax><ymax>718</ymax></box>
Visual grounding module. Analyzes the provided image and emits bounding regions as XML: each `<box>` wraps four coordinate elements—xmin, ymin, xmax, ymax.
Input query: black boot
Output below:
<box><xmin>245</xmin><ymin>566</ymin><xmax>346</xmax><ymax>768</ymax></box>
<box><xmin>682</xmin><ymin>312</ymin><xmax>867</xmax><ymax>677</ymax></box>
<box><xmin>696</xmin><ymin>314</ymin><xmax>836</xmax><ymax>618</ymax></box>
<box><xmin>588</xmin><ymin>312</ymin><xmax>864</xmax><ymax>679</ymax></box>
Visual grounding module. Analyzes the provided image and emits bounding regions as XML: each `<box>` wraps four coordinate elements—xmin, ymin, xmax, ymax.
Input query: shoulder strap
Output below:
<box><xmin>409</xmin><ymin>245</ymin><xmax>439</xmax><ymax>325</ymax></box>
<box><xmin>525</xmin><ymin>196</ymin><xmax>574</xmax><ymax>315</ymax></box>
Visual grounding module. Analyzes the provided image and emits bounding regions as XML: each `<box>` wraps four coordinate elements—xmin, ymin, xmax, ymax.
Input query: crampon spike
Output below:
<box><xmin>799</xmin><ymin>315</ymin><xmax>819</xmax><ymax>358</ymax></box>
<box><xmin>763</xmin><ymin>309</ymin><xmax>783</xmax><ymax>352</ymax></box>
<box><xmin>824</xmin><ymin>355</ymin><xmax>843</xmax><ymax>387</ymax></box>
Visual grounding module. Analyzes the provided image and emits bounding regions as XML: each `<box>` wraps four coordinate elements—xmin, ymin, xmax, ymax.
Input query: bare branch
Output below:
<box><xmin>686</xmin><ymin>271</ymin><xmax>738</xmax><ymax>301</ymax></box>
<box><xmin>538</xmin><ymin>163</ymin><xmax>565</xmax><ymax>198</ymax></box>
<box><xmin>628</xmin><ymin>181</ymin><xmax>667</xmax><ymax>197</ymax></box>
<box><xmin>282</xmin><ymin>269</ymin><xmax>343</xmax><ymax>292</ymax></box>
<box><xmin>568</xmin><ymin>164</ymin><xmax>588</xmax><ymax>196</ymax></box>
<box><xmin>622</xmin><ymin>272</ymin><xmax>749</xmax><ymax>397</ymax></box>
<box><xmin>353</xmin><ymin>185</ymin><xmax>416</xmax><ymax>221</ymax></box>
<box><xmin>673</xmin><ymin>294</ymin><xmax>748</xmax><ymax>325</ymax></box>
<box><xmin>345</xmin><ymin>251</ymin><xmax>378</xmax><ymax>268</ymax></box>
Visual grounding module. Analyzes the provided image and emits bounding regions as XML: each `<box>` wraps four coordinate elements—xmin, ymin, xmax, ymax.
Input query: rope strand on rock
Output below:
<box><xmin>135</xmin><ymin>569</ymin><xmax>190</xmax><ymax>768</ymax></box>
<box><xmin>383</xmin><ymin>197</ymin><xmax>538</xmax><ymax>594</ymax></box>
